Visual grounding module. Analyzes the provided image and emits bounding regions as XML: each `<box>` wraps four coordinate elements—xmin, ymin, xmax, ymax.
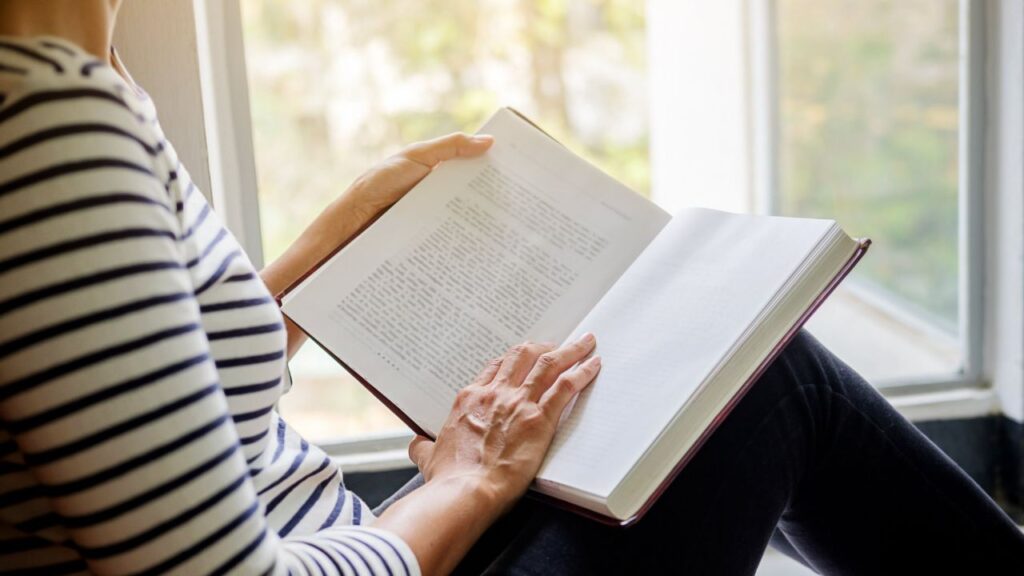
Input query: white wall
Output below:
<box><xmin>983</xmin><ymin>0</ymin><xmax>1024</xmax><ymax>422</ymax></box>
<box><xmin>647</xmin><ymin>0</ymin><xmax>752</xmax><ymax>214</ymax></box>
<box><xmin>112</xmin><ymin>0</ymin><xmax>264</xmax><ymax>266</ymax></box>
<box><xmin>112</xmin><ymin>0</ymin><xmax>212</xmax><ymax>199</ymax></box>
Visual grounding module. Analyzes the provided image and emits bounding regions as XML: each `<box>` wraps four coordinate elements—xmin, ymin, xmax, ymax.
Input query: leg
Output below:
<box><xmin>761</xmin><ymin>333</ymin><xmax>1023</xmax><ymax>574</ymax></box>
<box><xmin>465</xmin><ymin>331</ymin><xmax>1023</xmax><ymax>575</ymax></box>
<box><xmin>768</xmin><ymin>528</ymin><xmax>814</xmax><ymax>570</ymax></box>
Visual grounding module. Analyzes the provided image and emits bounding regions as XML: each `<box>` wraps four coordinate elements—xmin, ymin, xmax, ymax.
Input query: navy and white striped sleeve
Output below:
<box><xmin>0</xmin><ymin>59</ymin><xmax>419</xmax><ymax>575</ymax></box>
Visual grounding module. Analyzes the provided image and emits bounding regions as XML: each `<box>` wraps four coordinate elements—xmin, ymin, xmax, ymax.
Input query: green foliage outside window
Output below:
<box><xmin>777</xmin><ymin>0</ymin><xmax>959</xmax><ymax>327</ymax></box>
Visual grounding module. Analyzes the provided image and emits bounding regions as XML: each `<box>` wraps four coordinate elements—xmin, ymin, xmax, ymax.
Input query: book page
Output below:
<box><xmin>536</xmin><ymin>208</ymin><xmax>834</xmax><ymax>499</ymax></box>
<box><xmin>283</xmin><ymin>109</ymin><xmax>669</xmax><ymax>435</ymax></box>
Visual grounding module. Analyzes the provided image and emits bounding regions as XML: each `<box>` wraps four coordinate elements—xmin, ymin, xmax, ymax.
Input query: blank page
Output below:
<box><xmin>536</xmin><ymin>208</ymin><xmax>834</xmax><ymax>499</ymax></box>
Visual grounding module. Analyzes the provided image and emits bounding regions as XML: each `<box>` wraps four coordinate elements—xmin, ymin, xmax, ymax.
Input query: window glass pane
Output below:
<box><xmin>776</xmin><ymin>0</ymin><xmax>961</xmax><ymax>383</ymax></box>
<box><xmin>240</xmin><ymin>0</ymin><xmax>647</xmax><ymax>441</ymax></box>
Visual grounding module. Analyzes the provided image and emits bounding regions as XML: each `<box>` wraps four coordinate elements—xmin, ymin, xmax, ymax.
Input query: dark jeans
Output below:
<box><xmin>378</xmin><ymin>331</ymin><xmax>1024</xmax><ymax>574</ymax></box>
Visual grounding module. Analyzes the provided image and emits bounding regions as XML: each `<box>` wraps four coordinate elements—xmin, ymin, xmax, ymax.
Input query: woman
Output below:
<box><xmin>0</xmin><ymin>1</ymin><xmax>1021</xmax><ymax>574</ymax></box>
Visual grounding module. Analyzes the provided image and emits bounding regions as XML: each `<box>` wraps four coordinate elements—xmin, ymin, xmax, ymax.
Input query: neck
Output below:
<box><xmin>0</xmin><ymin>0</ymin><xmax>120</xmax><ymax>62</ymax></box>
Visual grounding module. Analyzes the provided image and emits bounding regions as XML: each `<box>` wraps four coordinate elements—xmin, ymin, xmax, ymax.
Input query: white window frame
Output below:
<box><xmin>197</xmin><ymin>0</ymin><xmax>999</xmax><ymax>462</ymax></box>
<box><xmin>194</xmin><ymin>0</ymin><xmax>264</xmax><ymax>269</ymax></box>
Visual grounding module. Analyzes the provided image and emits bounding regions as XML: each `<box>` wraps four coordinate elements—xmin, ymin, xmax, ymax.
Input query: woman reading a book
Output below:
<box><xmin>0</xmin><ymin>2</ymin><xmax>1021</xmax><ymax>574</ymax></box>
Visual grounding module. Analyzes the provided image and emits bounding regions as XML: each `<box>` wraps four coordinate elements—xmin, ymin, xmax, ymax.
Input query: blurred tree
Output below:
<box><xmin>777</xmin><ymin>0</ymin><xmax>959</xmax><ymax>326</ymax></box>
<box><xmin>243</xmin><ymin>0</ymin><xmax>648</xmax><ymax>265</ymax></box>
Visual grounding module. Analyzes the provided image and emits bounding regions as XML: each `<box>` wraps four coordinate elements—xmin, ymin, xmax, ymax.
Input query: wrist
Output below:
<box><xmin>431</xmin><ymin>471</ymin><xmax>520</xmax><ymax>518</ymax></box>
<box><xmin>260</xmin><ymin>195</ymin><xmax>362</xmax><ymax>297</ymax></box>
<box><xmin>290</xmin><ymin>193</ymin><xmax>368</xmax><ymax>262</ymax></box>
<box><xmin>337</xmin><ymin>180</ymin><xmax>385</xmax><ymax>225</ymax></box>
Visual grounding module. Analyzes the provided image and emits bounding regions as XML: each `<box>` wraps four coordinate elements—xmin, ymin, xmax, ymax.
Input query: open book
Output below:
<box><xmin>280</xmin><ymin>108</ymin><xmax>869</xmax><ymax>525</ymax></box>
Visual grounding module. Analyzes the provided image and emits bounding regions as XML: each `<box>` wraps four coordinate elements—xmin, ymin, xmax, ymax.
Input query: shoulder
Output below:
<box><xmin>0</xmin><ymin>36</ymin><xmax>176</xmax><ymax>226</ymax></box>
<box><xmin>0</xmin><ymin>36</ymin><xmax>163</xmax><ymax>173</ymax></box>
<box><xmin>0</xmin><ymin>35</ymin><xmax>156</xmax><ymax>123</ymax></box>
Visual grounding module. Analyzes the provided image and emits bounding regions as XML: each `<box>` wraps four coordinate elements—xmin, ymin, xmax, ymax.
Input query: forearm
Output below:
<box><xmin>260</xmin><ymin>191</ymin><xmax>375</xmax><ymax>358</ymax></box>
<box><xmin>372</xmin><ymin>475</ymin><xmax>507</xmax><ymax>576</ymax></box>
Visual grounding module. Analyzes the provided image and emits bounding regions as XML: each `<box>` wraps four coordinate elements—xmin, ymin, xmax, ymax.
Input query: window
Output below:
<box><xmin>772</xmin><ymin>0</ymin><xmax>964</xmax><ymax>384</ymax></box>
<box><xmin>234</xmin><ymin>0</ymin><xmax>981</xmax><ymax>444</ymax></box>
<box><xmin>239</xmin><ymin>0</ymin><xmax>647</xmax><ymax>442</ymax></box>
<box><xmin>649</xmin><ymin>0</ymin><xmax>978</xmax><ymax>389</ymax></box>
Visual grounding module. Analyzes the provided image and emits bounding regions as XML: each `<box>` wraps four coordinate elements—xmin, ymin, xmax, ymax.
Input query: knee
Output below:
<box><xmin>758</xmin><ymin>329</ymin><xmax>835</xmax><ymax>397</ymax></box>
<box><xmin>766</xmin><ymin>329</ymin><xmax>872</xmax><ymax>402</ymax></box>
<box><xmin>778</xmin><ymin>330</ymin><xmax>825</xmax><ymax>365</ymax></box>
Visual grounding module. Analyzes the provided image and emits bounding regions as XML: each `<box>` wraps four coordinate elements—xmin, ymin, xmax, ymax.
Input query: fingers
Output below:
<box><xmin>523</xmin><ymin>333</ymin><xmax>597</xmax><ymax>400</ymax></box>
<box><xmin>408</xmin><ymin>435</ymin><xmax>434</xmax><ymax>470</ymax></box>
<box><xmin>470</xmin><ymin>355</ymin><xmax>505</xmax><ymax>387</ymax></box>
<box><xmin>489</xmin><ymin>341</ymin><xmax>556</xmax><ymax>389</ymax></box>
<box><xmin>539</xmin><ymin>354</ymin><xmax>602</xmax><ymax>416</ymax></box>
<box><xmin>401</xmin><ymin>132</ymin><xmax>494</xmax><ymax>168</ymax></box>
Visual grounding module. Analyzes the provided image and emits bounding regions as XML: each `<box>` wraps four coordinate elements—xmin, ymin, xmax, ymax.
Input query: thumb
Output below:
<box><xmin>401</xmin><ymin>133</ymin><xmax>494</xmax><ymax>168</ymax></box>
<box><xmin>408</xmin><ymin>435</ymin><xmax>435</xmax><ymax>471</ymax></box>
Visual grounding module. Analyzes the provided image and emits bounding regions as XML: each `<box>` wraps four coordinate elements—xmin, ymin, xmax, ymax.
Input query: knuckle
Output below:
<box><xmin>510</xmin><ymin>343</ymin><xmax>530</xmax><ymax>357</ymax></box>
<box><xmin>555</xmin><ymin>374</ymin><xmax>577</xmax><ymax>392</ymax></box>
<box><xmin>475</xmin><ymin>357</ymin><xmax>503</xmax><ymax>381</ymax></box>
<box><xmin>535</xmin><ymin>353</ymin><xmax>558</xmax><ymax>369</ymax></box>
<box><xmin>520</xmin><ymin>408</ymin><xmax>545</xmax><ymax>426</ymax></box>
<box><xmin>492</xmin><ymin>396</ymin><xmax>514</xmax><ymax>416</ymax></box>
<box><xmin>479</xmin><ymin>389</ymin><xmax>497</xmax><ymax>405</ymax></box>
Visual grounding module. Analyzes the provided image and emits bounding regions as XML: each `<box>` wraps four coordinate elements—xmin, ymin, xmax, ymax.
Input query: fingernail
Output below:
<box><xmin>473</xmin><ymin>134</ymin><xmax>494</xmax><ymax>143</ymax></box>
<box><xmin>592</xmin><ymin>355</ymin><xmax>602</xmax><ymax>367</ymax></box>
<box><xmin>579</xmin><ymin>332</ymin><xmax>595</xmax><ymax>343</ymax></box>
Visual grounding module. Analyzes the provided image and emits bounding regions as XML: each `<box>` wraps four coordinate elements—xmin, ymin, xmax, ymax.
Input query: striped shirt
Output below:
<box><xmin>0</xmin><ymin>36</ymin><xmax>419</xmax><ymax>575</ymax></box>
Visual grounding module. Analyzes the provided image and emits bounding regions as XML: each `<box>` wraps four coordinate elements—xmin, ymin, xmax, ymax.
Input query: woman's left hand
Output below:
<box><xmin>262</xmin><ymin>131</ymin><xmax>493</xmax><ymax>359</ymax></box>
<box><xmin>345</xmin><ymin>132</ymin><xmax>494</xmax><ymax>221</ymax></box>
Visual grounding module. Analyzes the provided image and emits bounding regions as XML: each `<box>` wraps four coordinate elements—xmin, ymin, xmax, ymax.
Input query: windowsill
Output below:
<box><xmin>324</xmin><ymin>431</ymin><xmax>415</xmax><ymax>473</ymax></box>
<box><xmin>806</xmin><ymin>284</ymin><xmax>961</xmax><ymax>385</ymax></box>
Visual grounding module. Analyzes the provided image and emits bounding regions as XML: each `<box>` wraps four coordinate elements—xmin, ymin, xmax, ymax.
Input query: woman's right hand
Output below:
<box><xmin>409</xmin><ymin>333</ymin><xmax>601</xmax><ymax>513</ymax></box>
<box><xmin>375</xmin><ymin>336</ymin><xmax>599</xmax><ymax>574</ymax></box>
